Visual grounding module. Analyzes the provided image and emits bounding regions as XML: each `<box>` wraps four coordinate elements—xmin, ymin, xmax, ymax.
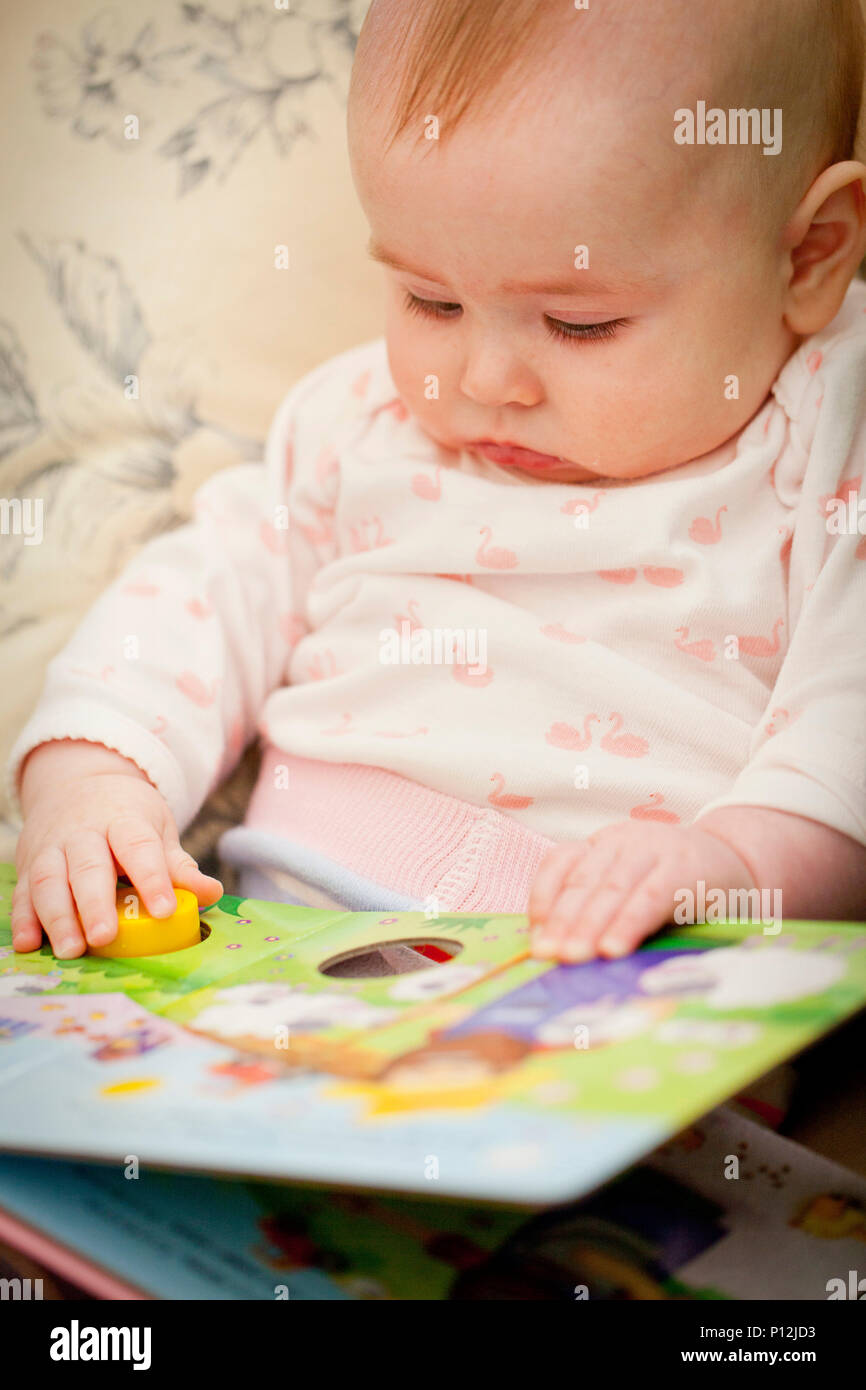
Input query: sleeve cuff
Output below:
<box><xmin>699</xmin><ymin>763</ymin><xmax>866</xmax><ymax>847</ymax></box>
<box><xmin>5</xmin><ymin>702</ymin><xmax>192</xmax><ymax>829</ymax></box>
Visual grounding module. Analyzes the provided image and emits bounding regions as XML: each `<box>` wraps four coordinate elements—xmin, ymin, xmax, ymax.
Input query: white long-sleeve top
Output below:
<box><xmin>8</xmin><ymin>284</ymin><xmax>866</xmax><ymax>893</ymax></box>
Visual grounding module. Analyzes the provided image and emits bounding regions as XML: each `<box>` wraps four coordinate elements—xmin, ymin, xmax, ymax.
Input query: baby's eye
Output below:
<box><xmin>545</xmin><ymin>317</ymin><xmax>628</xmax><ymax>344</ymax></box>
<box><xmin>403</xmin><ymin>290</ymin><xmax>461</xmax><ymax>320</ymax></box>
<box><xmin>403</xmin><ymin>291</ymin><xmax>628</xmax><ymax>344</ymax></box>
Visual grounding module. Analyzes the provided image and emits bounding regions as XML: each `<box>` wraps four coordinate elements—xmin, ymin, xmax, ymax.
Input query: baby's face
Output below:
<box><xmin>350</xmin><ymin>67</ymin><xmax>799</xmax><ymax>484</ymax></box>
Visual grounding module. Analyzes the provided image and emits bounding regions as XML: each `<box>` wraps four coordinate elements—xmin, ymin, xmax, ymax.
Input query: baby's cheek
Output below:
<box><xmin>385</xmin><ymin>319</ymin><xmax>459</xmax><ymax>444</ymax></box>
<box><xmin>567</xmin><ymin>345</ymin><xmax>744</xmax><ymax>477</ymax></box>
<box><xmin>383</xmin><ymin>311</ymin><xmax>425</xmax><ymax>406</ymax></box>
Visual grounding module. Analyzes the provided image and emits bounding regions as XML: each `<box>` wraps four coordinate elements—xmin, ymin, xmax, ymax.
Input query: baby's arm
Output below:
<box><xmin>8</xmin><ymin>348</ymin><xmax>358</xmax><ymax>957</ymax></box>
<box><xmin>10</xmin><ymin>450</ymin><xmax>296</xmax><ymax>955</ymax></box>
<box><xmin>528</xmin><ymin>809</ymin><xmax>866</xmax><ymax>961</ymax></box>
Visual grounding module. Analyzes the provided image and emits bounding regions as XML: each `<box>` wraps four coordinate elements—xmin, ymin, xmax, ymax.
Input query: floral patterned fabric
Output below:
<box><xmin>0</xmin><ymin>0</ymin><xmax>376</xmax><ymax>870</ymax></box>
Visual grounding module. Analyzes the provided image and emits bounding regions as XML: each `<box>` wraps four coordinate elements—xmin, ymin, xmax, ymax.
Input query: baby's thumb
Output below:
<box><xmin>163</xmin><ymin>838</ymin><xmax>223</xmax><ymax>905</ymax></box>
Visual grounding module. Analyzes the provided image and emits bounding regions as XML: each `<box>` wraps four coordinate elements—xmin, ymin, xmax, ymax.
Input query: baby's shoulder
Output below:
<box><xmin>262</xmin><ymin>338</ymin><xmax>405</xmax><ymax>505</ymax></box>
<box><xmin>774</xmin><ymin>279</ymin><xmax>866</xmax><ymax>424</ymax></box>
<box><xmin>268</xmin><ymin>337</ymin><xmax>395</xmax><ymax>449</ymax></box>
<box><xmin>771</xmin><ymin>281</ymin><xmax>866</xmax><ymax>498</ymax></box>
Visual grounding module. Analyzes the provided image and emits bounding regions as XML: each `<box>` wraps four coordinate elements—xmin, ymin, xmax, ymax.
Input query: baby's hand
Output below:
<box><xmin>528</xmin><ymin>821</ymin><xmax>753</xmax><ymax>961</ymax></box>
<box><xmin>12</xmin><ymin>740</ymin><xmax>222</xmax><ymax>959</ymax></box>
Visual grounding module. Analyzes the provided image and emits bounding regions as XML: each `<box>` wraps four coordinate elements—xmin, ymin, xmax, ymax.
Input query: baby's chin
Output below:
<box><xmin>514</xmin><ymin>457</ymin><xmax>601</xmax><ymax>484</ymax></box>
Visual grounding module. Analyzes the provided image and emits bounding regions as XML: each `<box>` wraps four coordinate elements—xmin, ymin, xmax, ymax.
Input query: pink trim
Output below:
<box><xmin>246</xmin><ymin>748</ymin><xmax>556</xmax><ymax>912</ymax></box>
<box><xmin>0</xmin><ymin>1207</ymin><xmax>147</xmax><ymax>1300</ymax></box>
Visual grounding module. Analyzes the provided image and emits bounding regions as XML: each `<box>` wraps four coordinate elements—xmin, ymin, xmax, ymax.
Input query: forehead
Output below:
<box><xmin>351</xmin><ymin>82</ymin><xmax>708</xmax><ymax>294</ymax></box>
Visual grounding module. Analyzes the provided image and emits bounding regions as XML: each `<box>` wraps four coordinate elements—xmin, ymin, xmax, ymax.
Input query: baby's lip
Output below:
<box><xmin>469</xmin><ymin>439</ymin><xmax>566</xmax><ymax>468</ymax></box>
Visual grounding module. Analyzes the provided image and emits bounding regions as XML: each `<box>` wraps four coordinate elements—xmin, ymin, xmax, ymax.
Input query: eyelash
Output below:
<box><xmin>545</xmin><ymin>317</ymin><xmax>626</xmax><ymax>344</ymax></box>
<box><xmin>402</xmin><ymin>291</ymin><xmax>627</xmax><ymax>344</ymax></box>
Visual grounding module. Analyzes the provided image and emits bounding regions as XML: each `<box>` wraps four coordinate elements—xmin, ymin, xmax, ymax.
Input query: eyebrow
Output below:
<box><xmin>366</xmin><ymin>238</ymin><xmax>653</xmax><ymax>297</ymax></box>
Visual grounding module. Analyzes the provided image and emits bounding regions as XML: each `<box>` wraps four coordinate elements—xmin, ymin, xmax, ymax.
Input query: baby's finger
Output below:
<box><xmin>532</xmin><ymin>840</ymin><xmax>622</xmax><ymax>959</ymax></box>
<box><xmin>27</xmin><ymin>849</ymin><xmax>87</xmax><ymax>959</ymax></box>
<box><xmin>163</xmin><ymin>838</ymin><xmax>223</xmax><ymax>905</ymax></box>
<box><xmin>66</xmin><ymin>832</ymin><xmax>121</xmax><ymax>947</ymax></box>
<box><xmin>528</xmin><ymin>841</ymin><xmax>589</xmax><ymax>927</ymax></box>
<box><xmin>11</xmin><ymin>875</ymin><xmax>44</xmax><ymax>953</ymax></box>
<box><xmin>558</xmin><ymin>847</ymin><xmax>658</xmax><ymax>960</ymax></box>
<box><xmin>107</xmin><ymin>817</ymin><xmax>176</xmax><ymax>918</ymax></box>
<box><xmin>598</xmin><ymin>868</ymin><xmax>677</xmax><ymax>958</ymax></box>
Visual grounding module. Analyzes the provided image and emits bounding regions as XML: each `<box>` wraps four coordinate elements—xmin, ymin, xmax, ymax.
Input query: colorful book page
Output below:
<box><xmin>2</xmin><ymin>861</ymin><xmax>866</xmax><ymax>1204</ymax></box>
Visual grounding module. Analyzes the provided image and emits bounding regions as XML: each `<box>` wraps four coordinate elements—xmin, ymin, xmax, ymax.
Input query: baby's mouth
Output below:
<box><xmin>471</xmin><ymin>440</ymin><xmax>564</xmax><ymax>468</ymax></box>
<box><xmin>469</xmin><ymin>440</ymin><xmax>597</xmax><ymax>480</ymax></box>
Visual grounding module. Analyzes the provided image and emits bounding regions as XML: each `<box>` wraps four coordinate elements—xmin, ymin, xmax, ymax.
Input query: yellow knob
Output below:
<box><xmin>89</xmin><ymin>883</ymin><xmax>202</xmax><ymax>958</ymax></box>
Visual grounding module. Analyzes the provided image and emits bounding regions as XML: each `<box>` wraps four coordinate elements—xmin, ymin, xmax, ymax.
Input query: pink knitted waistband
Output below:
<box><xmin>243</xmin><ymin>747</ymin><xmax>557</xmax><ymax>913</ymax></box>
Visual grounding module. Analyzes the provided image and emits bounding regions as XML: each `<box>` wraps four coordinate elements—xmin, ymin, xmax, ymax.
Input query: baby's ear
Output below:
<box><xmin>782</xmin><ymin>160</ymin><xmax>866</xmax><ymax>335</ymax></box>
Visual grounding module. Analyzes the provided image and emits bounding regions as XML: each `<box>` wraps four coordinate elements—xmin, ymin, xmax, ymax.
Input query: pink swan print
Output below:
<box><xmin>435</xmin><ymin>572</ymin><xmax>474</xmax><ymax>585</ymax></box>
<box><xmin>352</xmin><ymin>369</ymin><xmax>371</xmax><ymax>397</ymax></box>
<box><xmin>321</xmin><ymin>712</ymin><xmax>353</xmax><ymax>736</ymax></box>
<box><xmin>176</xmin><ymin>672</ymin><xmax>218</xmax><ymax>707</ymax></box>
<box><xmin>600</xmin><ymin>713</ymin><xmax>649</xmax><ymax>759</ymax></box>
<box><xmin>737</xmin><ymin>618</ymin><xmax>784</xmax><ymax>657</ymax></box>
<box><xmin>598</xmin><ymin>567</ymin><xmax>637</xmax><ymax>584</ymax></box>
<box><xmin>688</xmin><ymin>506</ymin><xmax>727</xmax><ymax>545</ymax></box>
<box><xmin>545</xmin><ymin>716</ymin><xmax>598</xmax><ymax>750</ymax></box>
<box><xmin>306</xmin><ymin>650</ymin><xmax>340</xmax><ymax>681</ymax></box>
<box><xmin>453</xmin><ymin>662</ymin><xmax>494</xmax><ymax>688</ymax></box>
<box><xmin>151</xmin><ymin>715</ymin><xmax>168</xmax><ymax>737</ymax></box>
<box><xmin>411</xmin><ymin>465</ymin><xmax>442</xmax><ymax>500</ymax></box>
<box><xmin>476</xmin><ymin>526</ymin><xmax>519</xmax><ymax>569</ymax></box>
<box><xmin>597</xmin><ymin>566</ymin><xmax>683</xmax><ymax>587</ymax></box>
<box><xmin>674</xmin><ymin>626</ymin><xmax>716</xmax><ymax>663</ymax></box>
<box><xmin>260</xmin><ymin>520</ymin><xmax>289</xmax><ymax>555</ymax></box>
<box><xmin>540</xmin><ymin>622</ymin><xmax>586</xmax><ymax>644</ymax></box>
<box><xmin>300</xmin><ymin>506</ymin><xmax>335</xmax><ymax>547</ymax></box>
<box><xmin>394</xmin><ymin>599</ymin><xmax>423</xmax><ymax>632</ymax></box>
<box><xmin>806</xmin><ymin>350</ymin><xmax>823</xmax><ymax>375</ymax></box>
<box><xmin>350</xmin><ymin>516</ymin><xmax>394</xmax><ymax>552</ymax></box>
<box><xmin>186</xmin><ymin>597</ymin><xmax>213</xmax><ymax>620</ymax></box>
<box><xmin>561</xmin><ymin>490</ymin><xmax>605</xmax><ymax>517</ymax></box>
<box><xmin>630</xmin><ymin>793</ymin><xmax>680</xmax><ymax>824</ymax></box>
<box><xmin>857</xmin><ymin>534</ymin><xmax>866</xmax><ymax>561</ymax></box>
<box><xmin>765</xmin><ymin>707</ymin><xmax>797</xmax><ymax>738</ymax></box>
<box><xmin>643</xmin><ymin>565</ymin><xmax>684</xmax><ymax>588</ymax></box>
<box><xmin>819</xmin><ymin>475</ymin><xmax>861</xmax><ymax>519</ymax></box>
<box><xmin>122</xmin><ymin>581</ymin><xmax>160</xmax><ymax>597</ymax></box>
<box><xmin>488</xmin><ymin>773</ymin><xmax>535</xmax><ymax>809</ymax></box>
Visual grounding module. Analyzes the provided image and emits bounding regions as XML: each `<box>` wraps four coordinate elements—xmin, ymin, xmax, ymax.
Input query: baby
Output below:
<box><xmin>9</xmin><ymin>0</ymin><xmax>866</xmax><ymax>964</ymax></box>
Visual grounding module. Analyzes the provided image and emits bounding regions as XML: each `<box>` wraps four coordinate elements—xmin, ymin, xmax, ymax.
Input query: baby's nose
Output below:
<box><xmin>459</xmin><ymin>343</ymin><xmax>543</xmax><ymax>409</ymax></box>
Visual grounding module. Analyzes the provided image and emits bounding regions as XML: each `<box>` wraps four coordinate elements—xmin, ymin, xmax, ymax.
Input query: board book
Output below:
<box><xmin>1</xmin><ymin>861</ymin><xmax>866</xmax><ymax>1205</ymax></box>
<box><xmin>3</xmin><ymin>1109</ymin><xmax>866</xmax><ymax>1300</ymax></box>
